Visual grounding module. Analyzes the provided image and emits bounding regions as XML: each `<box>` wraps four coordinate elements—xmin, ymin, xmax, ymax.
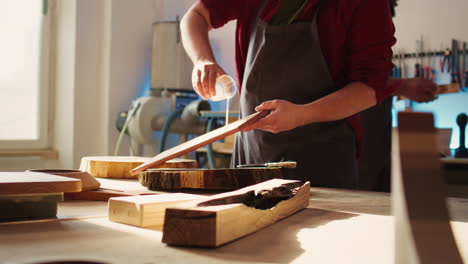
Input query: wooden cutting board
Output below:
<box><xmin>139</xmin><ymin>168</ymin><xmax>284</xmax><ymax>191</ymax></box>
<box><xmin>130</xmin><ymin>111</ymin><xmax>269</xmax><ymax>175</ymax></box>
<box><xmin>80</xmin><ymin>156</ymin><xmax>198</xmax><ymax>179</ymax></box>
<box><xmin>0</xmin><ymin>172</ymin><xmax>82</xmax><ymax>195</ymax></box>
<box><xmin>162</xmin><ymin>179</ymin><xmax>310</xmax><ymax>247</ymax></box>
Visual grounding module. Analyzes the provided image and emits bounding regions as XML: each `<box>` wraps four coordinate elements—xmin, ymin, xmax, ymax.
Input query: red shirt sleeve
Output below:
<box><xmin>200</xmin><ymin>0</ymin><xmax>247</xmax><ymax>29</ymax></box>
<box><xmin>345</xmin><ymin>0</ymin><xmax>397</xmax><ymax>104</ymax></box>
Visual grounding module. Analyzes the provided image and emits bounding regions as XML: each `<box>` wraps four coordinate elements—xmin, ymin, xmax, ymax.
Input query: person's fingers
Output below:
<box><xmin>255</xmin><ymin>100</ymin><xmax>279</xmax><ymax>112</ymax></box>
<box><xmin>197</xmin><ymin>70</ymin><xmax>208</xmax><ymax>99</ymax></box>
<box><xmin>208</xmin><ymin>69</ymin><xmax>217</xmax><ymax>98</ymax></box>
<box><xmin>200</xmin><ymin>69</ymin><xmax>211</xmax><ymax>99</ymax></box>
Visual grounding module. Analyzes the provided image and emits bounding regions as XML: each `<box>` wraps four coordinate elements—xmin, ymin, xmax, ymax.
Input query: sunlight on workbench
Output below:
<box><xmin>82</xmin><ymin>218</ymin><xmax>163</xmax><ymax>241</ymax></box>
<box><xmin>294</xmin><ymin>214</ymin><xmax>394</xmax><ymax>264</ymax></box>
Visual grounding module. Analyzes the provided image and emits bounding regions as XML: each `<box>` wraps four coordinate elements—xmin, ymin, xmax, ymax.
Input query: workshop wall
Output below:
<box><xmin>59</xmin><ymin>0</ymin><xmax>236</xmax><ymax>169</ymax></box>
<box><xmin>393</xmin><ymin>0</ymin><xmax>468</xmax><ymax>148</ymax></box>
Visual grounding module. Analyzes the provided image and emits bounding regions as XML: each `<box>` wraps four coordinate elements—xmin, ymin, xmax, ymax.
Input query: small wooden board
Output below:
<box><xmin>131</xmin><ymin>111</ymin><xmax>269</xmax><ymax>175</ymax></box>
<box><xmin>0</xmin><ymin>172</ymin><xmax>82</xmax><ymax>195</ymax></box>
<box><xmin>108</xmin><ymin>193</ymin><xmax>205</xmax><ymax>227</ymax></box>
<box><xmin>139</xmin><ymin>168</ymin><xmax>284</xmax><ymax>191</ymax></box>
<box><xmin>64</xmin><ymin>188</ymin><xmax>158</xmax><ymax>201</ymax></box>
<box><xmin>27</xmin><ymin>169</ymin><xmax>100</xmax><ymax>191</ymax></box>
<box><xmin>162</xmin><ymin>179</ymin><xmax>310</xmax><ymax>247</ymax></box>
<box><xmin>80</xmin><ymin>156</ymin><xmax>198</xmax><ymax>179</ymax></box>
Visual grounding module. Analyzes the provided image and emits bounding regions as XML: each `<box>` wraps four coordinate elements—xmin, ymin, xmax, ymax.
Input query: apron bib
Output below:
<box><xmin>232</xmin><ymin>0</ymin><xmax>358</xmax><ymax>189</ymax></box>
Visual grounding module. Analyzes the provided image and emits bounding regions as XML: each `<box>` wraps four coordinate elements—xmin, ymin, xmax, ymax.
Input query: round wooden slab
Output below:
<box><xmin>0</xmin><ymin>172</ymin><xmax>82</xmax><ymax>195</ymax></box>
<box><xmin>139</xmin><ymin>168</ymin><xmax>284</xmax><ymax>191</ymax></box>
<box><xmin>80</xmin><ymin>156</ymin><xmax>198</xmax><ymax>179</ymax></box>
<box><xmin>27</xmin><ymin>169</ymin><xmax>100</xmax><ymax>191</ymax></box>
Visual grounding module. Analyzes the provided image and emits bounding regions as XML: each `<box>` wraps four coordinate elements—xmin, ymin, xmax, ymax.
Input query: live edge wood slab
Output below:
<box><xmin>162</xmin><ymin>179</ymin><xmax>310</xmax><ymax>247</ymax></box>
<box><xmin>131</xmin><ymin>111</ymin><xmax>269</xmax><ymax>175</ymax></box>
<box><xmin>139</xmin><ymin>168</ymin><xmax>284</xmax><ymax>191</ymax></box>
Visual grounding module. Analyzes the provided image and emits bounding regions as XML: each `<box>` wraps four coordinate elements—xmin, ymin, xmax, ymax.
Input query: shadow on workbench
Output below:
<box><xmin>180</xmin><ymin>208</ymin><xmax>358</xmax><ymax>263</ymax></box>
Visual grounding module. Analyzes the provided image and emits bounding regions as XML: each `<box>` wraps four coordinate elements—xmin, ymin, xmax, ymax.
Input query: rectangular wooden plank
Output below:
<box><xmin>130</xmin><ymin>111</ymin><xmax>268</xmax><ymax>175</ymax></box>
<box><xmin>108</xmin><ymin>193</ymin><xmax>205</xmax><ymax>227</ymax></box>
<box><xmin>0</xmin><ymin>172</ymin><xmax>82</xmax><ymax>195</ymax></box>
<box><xmin>162</xmin><ymin>179</ymin><xmax>310</xmax><ymax>247</ymax></box>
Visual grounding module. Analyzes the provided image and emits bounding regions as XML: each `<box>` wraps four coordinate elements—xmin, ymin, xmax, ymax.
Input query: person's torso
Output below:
<box><xmin>234</xmin><ymin>0</ymin><xmax>350</xmax><ymax>89</ymax></box>
<box><xmin>233</xmin><ymin>0</ymin><xmax>362</xmax><ymax>155</ymax></box>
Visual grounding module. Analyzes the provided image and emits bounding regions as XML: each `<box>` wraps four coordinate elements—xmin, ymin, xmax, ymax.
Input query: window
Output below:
<box><xmin>0</xmin><ymin>0</ymin><xmax>51</xmax><ymax>150</ymax></box>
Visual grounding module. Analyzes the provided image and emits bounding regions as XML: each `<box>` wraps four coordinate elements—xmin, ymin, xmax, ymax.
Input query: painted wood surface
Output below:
<box><xmin>139</xmin><ymin>167</ymin><xmax>284</xmax><ymax>191</ymax></box>
<box><xmin>162</xmin><ymin>179</ymin><xmax>310</xmax><ymax>247</ymax></box>
<box><xmin>392</xmin><ymin>112</ymin><xmax>463</xmax><ymax>264</ymax></box>
<box><xmin>130</xmin><ymin>111</ymin><xmax>269</xmax><ymax>175</ymax></box>
<box><xmin>109</xmin><ymin>193</ymin><xmax>205</xmax><ymax>227</ymax></box>
<box><xmin>0</xmin><ymin>172</ymin><xmax>82</xmax><ymax>195</ymax></box>
<box><xmin>80</xmin><ymin>156</ymin><xmax>198</xmax><ymax>179</ymax></box>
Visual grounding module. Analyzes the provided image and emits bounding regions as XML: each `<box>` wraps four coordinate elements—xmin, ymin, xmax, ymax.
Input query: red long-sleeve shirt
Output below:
<box><xmin>200</xmin><ymin>0</ymin><xmax>397</xmax><ymax>155</ymax></box>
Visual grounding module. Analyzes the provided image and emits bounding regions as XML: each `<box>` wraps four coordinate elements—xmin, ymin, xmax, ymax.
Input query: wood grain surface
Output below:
<box><xmin>162</xmin><ymin>179</ymin><xmax>310</xmax><ymax>247</ymax></box>
<box><xmin>139</xmin><ymin>167</ymin><xmax>284</xmax><ymax>191</ymax></box>
<box><xmin>27</xmin><ymin>169</ymin><xmax>100</xmax><ymax>191</ymax></box>
<box><xmin>130</xmin><ymin>111</ymin><xmax>269</xmax><ymax>175</ymax></box>
<box><xmin>80</xmin><ymin>156</ymin><xmax>198</xmax><ymax>179</ymax></box>
<box><xmin>0</xmin><ymin>172</ymin><xmax>82</xmax><ymax>195</ymax></box>
<box><xmin>109</xmin><ymin>193</ymin><xmax>205</xmax><ymax>227</ymax></box>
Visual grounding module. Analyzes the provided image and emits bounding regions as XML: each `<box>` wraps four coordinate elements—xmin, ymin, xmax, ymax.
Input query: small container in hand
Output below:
<box><xmin>210</xmin><ymin>75</ymin><xmax>237</xmax><ymax>101</ymax></box>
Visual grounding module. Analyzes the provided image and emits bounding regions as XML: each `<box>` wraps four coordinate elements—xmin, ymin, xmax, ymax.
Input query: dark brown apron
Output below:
<box><xmin>232</xmin><ymin>0</ymin><xmax>358</xmax><ymax>189</ymax></box>
<box><xmin>358</xmin><ymin>97</ymin><xmax>393</xmax><ymax>192</ymax></box>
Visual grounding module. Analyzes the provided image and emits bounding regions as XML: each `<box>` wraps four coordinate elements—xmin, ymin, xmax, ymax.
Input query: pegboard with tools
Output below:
<box><xmin>392</xmin><ymin>38</ymin><xmax>468</xmax><ymax>94</ymax></box>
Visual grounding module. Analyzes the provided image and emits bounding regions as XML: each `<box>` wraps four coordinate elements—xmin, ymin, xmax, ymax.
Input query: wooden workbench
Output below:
<box><xmin>1</xmin><ymin>179</ymin><xmax>467</xmax><ymax>264</ymax></box>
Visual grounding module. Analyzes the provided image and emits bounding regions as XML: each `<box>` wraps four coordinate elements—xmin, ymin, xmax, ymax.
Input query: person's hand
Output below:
<box><xmin>192</xmin><ymin>61</ymin><xmax>226</xmax><ymax>100</ymax></box>
<box><xmin>242</xmin><ymin>100</ymin><xmax>306</xmax><ymax>133</ymax></box>
<box><xmin>396</xmin><ymin>78</ymin><xmax>438</xmax><ymax>103</ymax></box>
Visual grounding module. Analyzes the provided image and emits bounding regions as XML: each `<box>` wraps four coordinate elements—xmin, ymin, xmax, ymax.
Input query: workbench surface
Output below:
<box><xmin>1</xmin><ymin>179</ymin><xmax>467</xmax><ymax>264</ymax></box>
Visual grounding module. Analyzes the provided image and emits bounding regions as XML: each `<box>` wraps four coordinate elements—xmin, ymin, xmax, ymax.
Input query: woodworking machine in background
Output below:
<box><xmin>115</xmin><ymin>20</ymin><xmax>211</xmax><ymax>156</ymax></box>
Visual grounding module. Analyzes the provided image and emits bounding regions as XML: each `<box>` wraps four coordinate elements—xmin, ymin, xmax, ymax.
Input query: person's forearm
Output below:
<box><xmin>299</xmin><ymin>82</ymin><xmax>377</xmax><ymax>124</ymax></box>
<box><xmin>180</xmin><ymin>6</ymin><xmax>216</xmax><ymax>64</ymax></box>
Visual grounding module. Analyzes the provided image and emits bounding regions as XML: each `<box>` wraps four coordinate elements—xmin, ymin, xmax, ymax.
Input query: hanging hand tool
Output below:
<box><xmin>400</xmin><ymin>49</ymin><xmax>407</xmax><ymax>79</ymax></box>
<box><xmin>392</xmin><ymin>52</ymin><xmax>402</xmax><ymax>79</ymax></box>
<box><xmin>463</xmin><ymin>42</ymin><xmax>468</xmax><ymax>89</ymax></box>
<box><xmin>451</xmin><ymin>39</ymin><xmax>460</xmax><ymax>84</ymax></box>
<box><xmin>414</xmin><ymin>37</ymin><xmax>424</xmax><ymax>78</ymax></box>
<box><xmin>440</xmin><ymin>48</ymin><xmax>452</xmax><ymax>73</ymax></box>
<box><xmin>422</xmin><ymin>50</ymin><xmax>435</xmax><ymax>81</ymax></box>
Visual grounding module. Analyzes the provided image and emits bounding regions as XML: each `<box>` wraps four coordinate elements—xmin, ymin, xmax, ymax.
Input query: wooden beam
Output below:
<box><xmin>162</xmin><ymin>179</ymin><xmax>310</xmax><ymax>247</ymax></box>
<box><xmin>392</xmin><ymin>112</ymin><xmax>463</xmax><ymax>264</ymax></box>
<box><xmin>139</xmin><ymin>168</ymin><xmax>284</xmax><ymax>191</ymax></box>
